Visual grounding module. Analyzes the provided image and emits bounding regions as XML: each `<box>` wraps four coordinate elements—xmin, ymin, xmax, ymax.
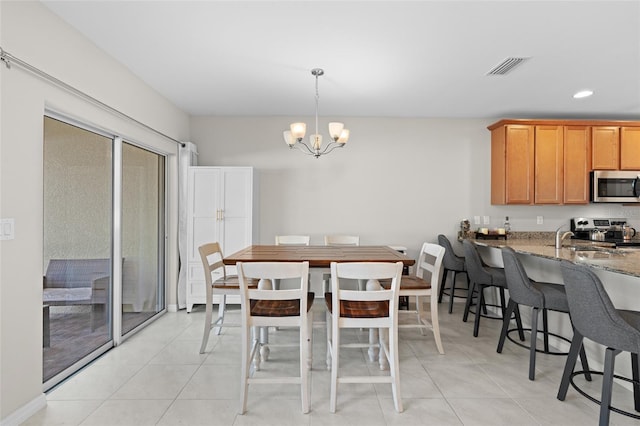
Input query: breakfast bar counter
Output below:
<box><xmin>472</xmin><ymin>237</ymin><xmax>640</xmax><ymax>278</ymax></box>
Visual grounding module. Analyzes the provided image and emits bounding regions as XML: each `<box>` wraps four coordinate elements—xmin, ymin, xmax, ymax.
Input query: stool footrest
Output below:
<box><xmin>569</xmin><ymin>370</ymin><xmax>640</xmax><ymax>420</ymax></box>
<box><xmin>505</xmin><ymin>328</ymin><xmax>571</xmax><ymax>356</ymax></box>
<box><xmin>466</xmin><ymin>303</ymin><xmax>506</xmax><ymax>321</ymax></box>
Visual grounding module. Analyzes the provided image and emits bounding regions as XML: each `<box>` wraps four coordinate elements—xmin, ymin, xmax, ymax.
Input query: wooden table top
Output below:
<box><xmin>223</xmin><ymin>245</ymin><xmax>415</xmax><ymax>267</ymax></box>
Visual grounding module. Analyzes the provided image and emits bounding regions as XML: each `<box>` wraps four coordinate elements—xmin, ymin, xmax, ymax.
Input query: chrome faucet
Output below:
<box><xmin>555</xmin><ymin>225</ymin><xmax>574</xmax><ymax>249</ymax></box>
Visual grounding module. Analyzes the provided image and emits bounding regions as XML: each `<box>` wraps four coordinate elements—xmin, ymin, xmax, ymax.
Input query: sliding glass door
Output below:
<box><xmin>43</xmin><ymin>116</ymin><xmax>167</xmax><ymax>389</ymax></box>
<box><xmin>121</xmin><ymin>142</ymin><xmax>165</xmax><ymax>334</ymax></box>
<box><xmin>43</xmin><ymin>117</ymin><xmax>113</xmax><ymax>384</ymax></box>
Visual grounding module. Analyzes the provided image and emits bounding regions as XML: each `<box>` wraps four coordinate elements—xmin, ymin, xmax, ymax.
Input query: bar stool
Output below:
<box><xmin>558</xmin><ymin>261</ymin><xmax>640</xmax><ymax>425</ymax></box>
<box><xmin>498</xmin><ymin>247</ymin><xmax>590</xmax><ymax>380</ymax></box>
<box><xmin>462</xmin><ymin>239</ymin><xmax>520</xmax><ymax>337</ymax></box>
<box><xmin>437</xmin><ymin>234</ymin><xmax>470</xmax><ymax>314</ymax></box>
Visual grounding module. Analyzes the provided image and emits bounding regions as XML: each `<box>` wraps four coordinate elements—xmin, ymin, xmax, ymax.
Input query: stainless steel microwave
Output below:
<box><xmin>591</xmin><ymin>170</ymin><xmax>640</xmax><ymax>203</ymax></box>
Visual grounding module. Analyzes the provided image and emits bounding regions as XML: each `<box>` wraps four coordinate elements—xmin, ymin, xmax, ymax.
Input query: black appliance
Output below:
<box><xmin>570</xmin><ymin>217</ymin><xmax>640</xmax><ymax>247</ymax></box>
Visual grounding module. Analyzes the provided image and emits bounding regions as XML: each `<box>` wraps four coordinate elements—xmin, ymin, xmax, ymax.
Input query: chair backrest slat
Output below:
<box><xmin>330</xmin><ymin>261</ymin><xmax>403</xmax><ymax>312</ymax></box>
<box><xmin>275</xmin><ymin>235</ymin><xmax>311</xmax><ymax>246</ymax></box>
<box><xmin>198</xmin><ymin>242</ymin><xmax>228</xmax><ymax>286</ymax></box>
<box><xmin>324</xmin><ymin>235</ymin><xmax>360</xmax><ymax>246</ymax></box>
<box><xmin>416</xmin><ymin>243</ymin><xmax>445</xmax><ymax>290</ymax></box>
<box><xmin>238</xmin><ymin>261</ymin><xmax>310</xmax><ymax>302</ymax></box>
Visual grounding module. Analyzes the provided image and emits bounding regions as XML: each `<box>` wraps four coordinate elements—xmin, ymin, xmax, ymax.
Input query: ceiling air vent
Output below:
<box><xmin>486</xmin><ymin>57</ymin><xmax>528</xmax><ymax>75</ymax></box>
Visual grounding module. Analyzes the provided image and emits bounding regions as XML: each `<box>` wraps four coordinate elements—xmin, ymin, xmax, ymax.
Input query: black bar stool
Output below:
<box><xmin>558</xmin><ymin>261</ymin><xmax>640</xmax><ymax>425</ymax></box>
<box><xmin>437</xmin><ymin>234</ymin><xmax>470</xmax><ymax>314</ymax></box>
<box><xmin>498</xmin><ymin>247</ymin><xmax>590</xmax><ymax>380</ymax></box>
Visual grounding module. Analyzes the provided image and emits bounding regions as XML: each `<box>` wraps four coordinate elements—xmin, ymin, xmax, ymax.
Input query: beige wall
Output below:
<box><xmin>0</xmin><ymin>1</ymin><xmax>188</xmax><ymax>422</ymax></box>
<box><xmin>190</xmin><ymin>116</ymin><xmax>639</xmax><ymax>259</ymax></box>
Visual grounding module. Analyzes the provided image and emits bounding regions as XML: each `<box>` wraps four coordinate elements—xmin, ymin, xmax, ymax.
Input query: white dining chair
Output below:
<box><xmin>237</xmin><ymin>261</ymin><xmax>314</xmax><ymax>414</ymax></box>
<box><xmin>325</xmin><ymin>261</ymin><xmax>404</xmax><ymax>413</ymax></box>
<box><xmin>198</xmin><ymin>242</ymin><xmax>258</xmax><ymax>354</ymax></box>
<box><xmin>275</xmin><ymin>235</ymin><xmax>311</xmax><ymax>246</ymax></box>
<box><xmin>322</xmin><ymin>235</ymin><xmax>360</xmax><ymax>293</ymax></box>
<box><xmin>381</xmin><ymin>242</ymin><xmax>446</xmax><ymax>354</ymax></box>
<box><xmin>275</xmin><ymin>235</ymin><xmax>311</xmax><ymax>291</ymax></box>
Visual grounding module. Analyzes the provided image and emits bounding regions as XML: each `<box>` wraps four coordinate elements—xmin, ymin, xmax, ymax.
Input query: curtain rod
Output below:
<box><xmin>0</xmin><ymin>46</ymin><xmax>185</xmax><ymax>148</ymax></box>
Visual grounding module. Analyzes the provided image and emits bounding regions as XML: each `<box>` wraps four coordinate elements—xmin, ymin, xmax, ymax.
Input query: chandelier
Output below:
<box><xmin>283</xmin><ymin>68</ymin><xmax>350</xmax><ymax>158</ymax></box>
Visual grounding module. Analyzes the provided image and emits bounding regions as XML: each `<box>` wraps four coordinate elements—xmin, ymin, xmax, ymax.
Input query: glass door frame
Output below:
<box><xmin>43</xmin><ymin>110</ymin><xmax>168</xmax><ymax>390</ymax></box>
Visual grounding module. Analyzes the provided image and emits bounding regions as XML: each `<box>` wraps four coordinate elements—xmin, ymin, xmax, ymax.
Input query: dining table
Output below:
<box><xmin>224</xmin><ymin>244</ymin><xmax>415</xmax><ymax>369</ymax></box>
<box><xmin>223</xmin><ymin>244</ymin><xmax>415</xmax><ymax>267</ymax></box>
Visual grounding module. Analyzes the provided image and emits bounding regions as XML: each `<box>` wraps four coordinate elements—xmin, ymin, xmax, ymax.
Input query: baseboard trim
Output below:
<box><xmin>1</xmin><ymin>393</ymin><xmax>46</xmax><ymax>426</ymax></box>
<box><xmin>167</xmin><ymin>304</ymin><xmax>178</xmax><ymax>313</ymax></box>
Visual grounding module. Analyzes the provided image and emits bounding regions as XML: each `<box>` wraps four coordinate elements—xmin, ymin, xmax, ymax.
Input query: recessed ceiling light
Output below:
<box><xmin>573</xmin><ymin>90</ymin><xmax>594</xmax><ymax>99</ymax></box>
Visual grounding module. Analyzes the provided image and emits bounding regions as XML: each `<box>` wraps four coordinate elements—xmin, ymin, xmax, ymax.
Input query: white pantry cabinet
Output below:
<box><xmin>186</xmin><ymin>166</ymin><xmax>256</xmax><ymax>312</ymax></box>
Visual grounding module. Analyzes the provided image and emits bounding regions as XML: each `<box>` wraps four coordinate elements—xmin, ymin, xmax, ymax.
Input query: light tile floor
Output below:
<box><xmin>24</xmin><ymin>300</ymin><xmax>639</xmax><ymax>425</ymax></box>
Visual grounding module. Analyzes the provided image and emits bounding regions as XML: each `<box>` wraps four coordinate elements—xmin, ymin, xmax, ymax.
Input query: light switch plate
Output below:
<box><xmin>474</xmin><ymin>216</ymin><xmax>480</xmax><ymax>225</ymax></box>
<box><xmin>537</xmin><ymin>216</ymin><xmax>544</xmax><ymax>225</ymax></box>
<box><xmin>483</xmin><ymin>216</ymin><xmax>490</xmax><ymax>225</ymax></box>
<box><xmin>0</xmin><ymin>218</ymin><xmax>15</xmax><ymax>240</ymax></box>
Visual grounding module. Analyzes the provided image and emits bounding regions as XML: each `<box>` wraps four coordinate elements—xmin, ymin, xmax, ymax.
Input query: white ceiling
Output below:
<box><xmin>42</xmin><ymin>0</ymin><xmax>640</xmax><ymax>120</ymax></box>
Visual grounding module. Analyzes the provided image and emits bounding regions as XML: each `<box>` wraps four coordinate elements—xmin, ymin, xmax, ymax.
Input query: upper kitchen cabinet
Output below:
<box><xmin>620</xmin><ymin>127</ymin><xmax>640</xmax><ymax>170</ymax></box>
<box><xmin>489</xmin><ymin>119</ymin><xmax>640</xmax><ymax>205</ymax></box>
<box><xmin>534</xmin><ymin>125</ymin><xmax>564</xmax><ymax>204</ymax></box>
<box><xmin>591</xmin><ymin>126</ymin><xmax>620</xmax><ymax>170</ymax></box>
<box><xmin>563</xmin><ymin>126</ymin><xmax>591</xmax><ymax>204</ymax></box>
<box><xmin>490</xmin><ymin>123</ymin><xmax>534</xmax><ymax>204</ymax></box>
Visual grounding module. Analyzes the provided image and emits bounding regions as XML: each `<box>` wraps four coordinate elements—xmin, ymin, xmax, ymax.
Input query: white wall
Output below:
<box><xmin>190</xmin><ymin>116</ymin><xmax>640</xmax><ymax>258</ymax></box>
<box><xmin>0</xmin><ymin>2</ymin><xmax>188</xmax><ymax>422</ymax></box>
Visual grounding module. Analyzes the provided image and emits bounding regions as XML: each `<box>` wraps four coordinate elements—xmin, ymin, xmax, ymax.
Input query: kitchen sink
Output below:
<box><xmin>546</xmin><ymin>244</ymin><xmax>612</xmax><ymax>250</ymax></box>
<box><xmin>568</xmin><ymin>245</ymin><xmax>611</xmax><ymax>252</ymax></box>
<box><xmin>547</xmin><ymin>244</ymin><xmax>620</xmax><ymax>254</ymax></box>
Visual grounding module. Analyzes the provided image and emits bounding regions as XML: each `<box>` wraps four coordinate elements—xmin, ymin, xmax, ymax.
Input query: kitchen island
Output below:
<box><xmin>473</xmin><ymin>236</ymin><xmax>640</xmax><ymax>278</ymax></box>
<box><xmin>467</xmin><ymin>235</ymin><xmax>640</xmax><ymax>391</ymax></box>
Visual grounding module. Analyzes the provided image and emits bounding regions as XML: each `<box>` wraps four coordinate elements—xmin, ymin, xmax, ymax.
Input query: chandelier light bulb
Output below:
<box><xmin>329</xmin><ymin>122</ymin><xmax>345</xmax><ymax>141</ymax></box>
<box><xmin>290</xmin><ymin>122</ymin><xmax>306</xmax><ymax>140</ymax></box>
<box><xmin>337</xmin><ymin>129</ymin><xmax>350</xmax><ymax>144</ymax></box>
<box><xmin>283</xmin><ymin>130</ymin><xmax>295</xmax><ymax>146</ymax></box>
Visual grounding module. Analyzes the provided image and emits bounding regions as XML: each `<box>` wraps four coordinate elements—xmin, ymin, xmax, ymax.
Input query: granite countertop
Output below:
<box><xmin>471</xmin><ymin>233</ymin><xmax>640</xmax><ymax>278</ymax></box>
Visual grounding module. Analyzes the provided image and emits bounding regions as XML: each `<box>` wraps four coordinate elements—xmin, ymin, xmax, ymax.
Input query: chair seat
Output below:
<box><xmin>324</xmin><ymin>293</ymin><xmax>389</xmax><ymax>318</ymax></box>
<box><xmin>212</xmin><ymin>277</ymin><xmax>258</xmax><ymax>290</ymax></box>
<box><xmin>250</xmin><ymin>292</ymin><xmax>315</xmax><ymax>317</ymax></box>
<box><xmin>380</xmin><ymin>276</ymin><xmax>431</xmax><ymax>290</ymax></box>
<box><xmin>531</xmin><ymin>281</ymin><xmax>569</xmax><ymax>312</ymax></box>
